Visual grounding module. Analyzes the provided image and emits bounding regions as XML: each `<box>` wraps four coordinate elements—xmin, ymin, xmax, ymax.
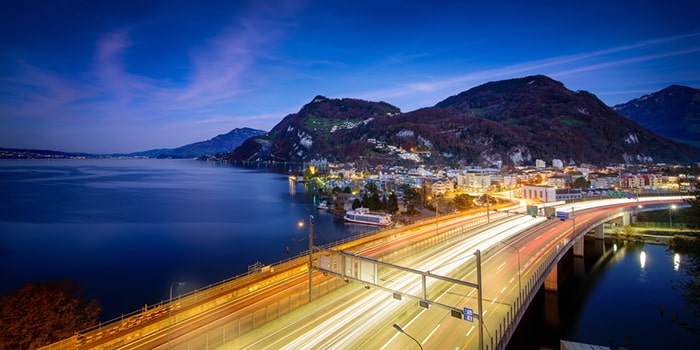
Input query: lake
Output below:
<box><xmin>0</xmin><ymin>159</ymin><xmax>376</xmax><ymax>320</ymax></box>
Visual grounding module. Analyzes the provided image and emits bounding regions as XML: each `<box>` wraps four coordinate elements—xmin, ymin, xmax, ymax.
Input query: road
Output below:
<box><xmin>209</xmin><ymin>198</ymin><xmax>680</xmax><ymax>350</ymax></box>
<box><xmin>101</xmin><ymin>197</ymin><xmax>680</xmax><ymax>350</ymax></box>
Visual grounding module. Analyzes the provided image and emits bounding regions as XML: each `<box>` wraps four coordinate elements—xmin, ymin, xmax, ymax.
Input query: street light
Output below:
<box><xmin>669</xmin><ymin>204</ymin><xmax>677</xmax><ymax>228</ymax></box>
<box><xmin>392</xmin><ymin>323</ymin><xmax>423</xmax><ymax>350</ymax></box>
<box><xmin>168</xmin><ymin>281</ymin><xmax>185</xmax><ymax>349</ymax></box>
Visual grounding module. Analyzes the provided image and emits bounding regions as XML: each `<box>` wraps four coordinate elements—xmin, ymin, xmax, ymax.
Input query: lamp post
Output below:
<box><xmin>168</xmin><ymin>281</ymin><xmax>185</xmax><ymax>349</ymax></box>
<box><xmin>308</xmin><ymin>214</ymin><xmax>314</xmax><ymax>303</ymax></box>
<box><xmin>669</xmin><ymin>204</ymin><xmax>677</xmax><ymax>228</ymax></box>
<box><xmin>392</xmin><ymin>323</ymin><xmax>423</xmax><ymax>350</ymax></box>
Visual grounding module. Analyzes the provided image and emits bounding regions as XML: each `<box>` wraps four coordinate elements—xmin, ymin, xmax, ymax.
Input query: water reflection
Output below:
<box><xmin>639</xmin><ymin>251</ymin><xmax>647</xmax><ymax>269</ymax></box>
<box><xmin>674</xmin><ymin>253</ymin><xmax>681</xmax><ymax>271</ymax></box>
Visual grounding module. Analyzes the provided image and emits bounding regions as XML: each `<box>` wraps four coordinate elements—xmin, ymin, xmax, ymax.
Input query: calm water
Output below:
<box><xmin>0</xmin><ymin>159</ymin><xmax>376</xmax><ymax>320</ymax></box>
<box><xmin>509</xmin><ymin>239</ymin><xmax>698</xmax><ymax>349</ymax></box>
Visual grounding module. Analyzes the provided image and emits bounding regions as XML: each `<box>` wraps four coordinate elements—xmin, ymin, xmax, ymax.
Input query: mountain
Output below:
<box><xmin>612</xmin><ymin>85</ymin><xmax>700</xmax><ymax>148</ymax></box>
<box><xmin>229</xmin><ymin>96</ymin><xmax>402</xmax><ymax>163</ymax></box>
<box><xmin>228</xmin><ymin>76</ymin><xmax>700</xmax><ymax>167</ymax></box>
<box><xmin>132</xmin><ymin>127</ymin><xmax>265</xmax><ymax>158</ymax></box>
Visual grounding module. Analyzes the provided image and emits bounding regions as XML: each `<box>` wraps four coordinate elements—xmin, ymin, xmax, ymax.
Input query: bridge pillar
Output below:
<box><xmin>544</xmin><ymin>264</ymin><xmax>558</xmax><ymax>292</ymax></box>
<box><xmin>622</xmin><ymin>213</ymin><xmax>630</xmax><ymax>226</ymax></box>
<box><xmin>594</xmin><ymin>225</ymin><xmax>604</xmax><ymax>239</ymax></box>
<box><xmin>573</xmin><ymin>238</ymin><xmax>584</xmax><ymax>257</ymax></box>
<box><xmin>544</xmin><ymin>289</ymin><xmax>560</xmax><ymax>328</ymax></box>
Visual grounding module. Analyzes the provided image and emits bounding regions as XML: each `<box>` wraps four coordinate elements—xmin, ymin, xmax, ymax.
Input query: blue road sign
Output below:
<box><xmin>464</xmin><ymin>307</ymin><xmax>474</xmax><ymax>322</ymax></box>
<box><xmin>556</xmin><ymin>211</ymin><xmax>569</xmax><ymax>219</ymax></box>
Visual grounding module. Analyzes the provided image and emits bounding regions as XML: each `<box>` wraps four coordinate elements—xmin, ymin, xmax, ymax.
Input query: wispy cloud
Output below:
<box><xmin>356</xmin><ymin>32</ymin><xmax>700</xmax><ymax>110</ymax></box>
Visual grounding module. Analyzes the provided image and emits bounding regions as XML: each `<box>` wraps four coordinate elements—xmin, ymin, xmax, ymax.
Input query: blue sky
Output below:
<box><xmin>1</xmin><ymin>0</ymin><xmax>699</xmax><ymax>153</ymax></box>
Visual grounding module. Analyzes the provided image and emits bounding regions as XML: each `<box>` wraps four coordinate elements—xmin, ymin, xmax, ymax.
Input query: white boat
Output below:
<box><xmin>344</xmin><ymin>207</ymin><xmax>393</xmax><ymax>227</ymax></box>
<box><xmin>317</xmin><ymin>200</ymin><xmax>330</xmax><ymax>210</ymax></box>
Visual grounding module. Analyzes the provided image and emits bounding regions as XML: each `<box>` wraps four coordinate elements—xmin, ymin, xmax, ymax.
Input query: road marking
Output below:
<box><xmin>424</xmin><ymin>323</ymin><xmax>441</xmax><ymax>344</ymax></box>
<box><xmin>500</xmin><ymin>286</ymin><xmax>506</xmax><ymax>294</ymax></box>
<box><xmin>491</xmin><ymin>297</ymin><xmax>498</xmax><ymax>304</ymax></box>
<box><xmin>497</xmin><ymin>262</ymin><xmax>506</xmax><ymax>270</ymax></box>
<box><xmin>509</xmin><ymin>277</ymin><xmax>515</xmax><ymax>284</ymax></box>
<box><xmin>466</xmin><ymin>325</ymin><xmax>475</xmax><ymax>337</ymax></box>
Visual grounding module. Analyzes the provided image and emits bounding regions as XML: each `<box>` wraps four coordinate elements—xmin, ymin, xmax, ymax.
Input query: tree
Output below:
<box><xmin>400</xmin><ymin>184</ymin><xmax>422</xmax><ymax>215</ymax></box>
<box><xmin>454</xmin><ymin>193</ymin><xmax>475</xmax><ymax>211</ymax></box>
<box><xmin>352</xmin><ymin>198</ymin><xmax>362</xmax><ymax>209</ymax></box>
<box><xmin>364</xmin><ymin>182</ymin><xmax>379</xmax><ymax>194</ymax></box>
<box><xmin>571</xmin><ymin>177</ymin><xmax>590</xmax><ymax>188</ymax></box>
<box><xmin>0</xmin><ymin>280</ymin><xmax>101</xmax><ymax>350</ymax></box>
<box><xmin>387</xmin><ymin>193</ymin><xmax>399</xmax><ymax>213</ymax></box>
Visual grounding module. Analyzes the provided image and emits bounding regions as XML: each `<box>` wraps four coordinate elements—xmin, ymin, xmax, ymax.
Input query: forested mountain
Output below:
<box><xmin>228</xmin><ymin>75</ymin><xmax>699</xmax><ymax>167</ymax></box>
<box><xmin>613</xmin><ymin>85</ymin><xmax>700</xmax><ymax>148</ymax></box>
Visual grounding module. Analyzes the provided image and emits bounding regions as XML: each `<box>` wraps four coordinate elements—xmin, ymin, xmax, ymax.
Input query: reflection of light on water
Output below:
<box><xmin>613</xmin><ymin>244</ymin><xmax>617</xmax><ymax>253</ymax></box>
<box><xmin>674</xmin><ymin>253</ymin><xmax>681</xmax><ymax>271</ymax></box>
<box><xmin>289</xmin><ymin>176</ymin><xmax>296</xmax><ymax>195</ymax></box>
<box><xmin>640</xmin><ymin>251</ymin><xmax>647</xmax><ymax>269</ymax></box>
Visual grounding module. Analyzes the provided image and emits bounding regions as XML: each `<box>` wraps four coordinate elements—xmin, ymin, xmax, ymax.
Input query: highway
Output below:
<box><xmin>60</xmin><ymin>197</ymin><xmax>680</xmax><ymax>350</ymax></box>
<box><xmin>171</xmin><ymin>197</ymin><xmax>680</xmax><ymax>350</ymax></box>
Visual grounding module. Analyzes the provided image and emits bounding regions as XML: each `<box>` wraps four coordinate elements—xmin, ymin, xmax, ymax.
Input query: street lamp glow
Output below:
<box><xmin>669</xmin><ymin>204</ymin><xmax>677</xmax><ymax>228</ymax></box>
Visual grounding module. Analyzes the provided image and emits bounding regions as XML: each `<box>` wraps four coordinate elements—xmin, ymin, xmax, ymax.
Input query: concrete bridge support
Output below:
<box><xmin>622</xmin><ymin>213</ymin><xmax>630</xmax><ymax>226</ymax></box>
<box><xmin>594</xmin><ymin>224</ymin><xmax>604</xmax><ymax>239</ymax></box>
<box><xmin>573</xmin><ymin>238</ymin><xmax>584</xmax><ymax>257</ymax></box>
<box><xmin>544</xmin><ymin>264</ymin><xmax>558</xmax><ymax>292</ymax></box>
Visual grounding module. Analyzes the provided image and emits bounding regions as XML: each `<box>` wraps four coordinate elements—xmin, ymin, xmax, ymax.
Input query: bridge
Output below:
<box><xmin>41</xmin><ymin>197</ymin><xmax>684</xmax><ymax>350</ymax></box>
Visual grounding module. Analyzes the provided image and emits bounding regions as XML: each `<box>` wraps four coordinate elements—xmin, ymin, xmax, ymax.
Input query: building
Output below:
<box><xmin>552</xmin><ymin>159</ymin><xmax>564</xmax><ymax>168</ymax></box>
<box><xmin>556</xmin><ymin>188</ymin><xmax>582</xmax><ymax>201</ymax></box>
<box><xmin>535</xmin><ymin>159</ymin><xmax>546</xmax><ymax>168</ymax></box>
<box><xmin>521</xmin><ymin>184</ymin><xmax>557</xmax><ymax>203</ymax></box>
<box><xmin>429</xmin><ymin>180</ymin><xmax>455</xmax><ymax>196</ymax></box>
<box><xmin>547</xmin><ymin>174</ymin><xmax>569</xmax><ymax>188</ymax></box>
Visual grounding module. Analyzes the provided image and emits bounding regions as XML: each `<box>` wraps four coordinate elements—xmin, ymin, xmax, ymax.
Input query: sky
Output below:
<box><xmin>1</xmin><ymin>0</ymin><xmax>699</xmax><ymax>154</ymax></box>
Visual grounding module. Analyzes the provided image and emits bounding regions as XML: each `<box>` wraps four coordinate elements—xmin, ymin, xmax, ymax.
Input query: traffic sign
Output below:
<box><xmin>556</xmin><ymin>211</ymin><xmax>569</xmax><ymax>219</ymax></box>
<box><xmin>526</xmin><ymin>205</ymin><xmax>538</xmax><ymax>216</ymax></box>
<box><xmin>544</xmin><ymin>207</ymin><xmax>556</xmax><ymax>219</ymax></box>
<box><xmin>464</xmin><ymin>307</ymin><xmax>474</xmax><ymax>322</ymax></box>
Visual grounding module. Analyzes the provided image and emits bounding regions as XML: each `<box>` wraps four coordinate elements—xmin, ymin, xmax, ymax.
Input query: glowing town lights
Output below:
<box><xmin>640</xmin><ymin>251</ymin><xmax>647</xmax><ymax>269</ymax></box>
<box><xmin>674</xmin><ymin>253</ymin><xmax>681</xmax><ymax>271</ymax></box>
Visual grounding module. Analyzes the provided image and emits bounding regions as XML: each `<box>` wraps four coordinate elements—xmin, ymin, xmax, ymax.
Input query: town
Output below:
<box><xmin>298</xmin><ymin>157</ymin><xmax>697</xmax><ymax>216</ymax></box>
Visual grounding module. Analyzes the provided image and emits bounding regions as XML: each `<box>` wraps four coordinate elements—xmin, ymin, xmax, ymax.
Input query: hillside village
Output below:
<box><xmin>298</xmin><ymin>157</ymin><xmax>697</xmax><ymax>214</ymax></box>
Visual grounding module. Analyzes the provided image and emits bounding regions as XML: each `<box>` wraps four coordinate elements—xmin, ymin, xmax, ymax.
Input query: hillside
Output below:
<box><xmin>228</xmin><ymin>76</ymin><xmax>700</xmax><ymax>167</ymax></box>
<box><xmin>132</xmin><ymin>127</ymin><xmax>265</xmax><ymax>158</ymax></box>
<box><xmin>613</xmin><ymin>85</ymin><xmax>700</xmax><ymax>148</ymax></box>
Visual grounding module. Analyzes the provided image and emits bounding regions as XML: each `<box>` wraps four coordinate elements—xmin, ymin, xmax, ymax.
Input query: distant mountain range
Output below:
<box><xmin>129</xmin><ymin>127</ymin><xmax>265</xmax><ymax>159</ymax></box>
<box><xmin>229</xmin><ymin>75</ymin><xmax>699</xmax><ymax>167</ymax></box>
<box><xmin>0</xmin><ymin>127</ymin><xmax>265</xmax><ymax>159</ymax></box>
<box><xmin>613</xmin><ymin>85</ymin><xmax>700</xmax><ymax>149</ymax></box>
